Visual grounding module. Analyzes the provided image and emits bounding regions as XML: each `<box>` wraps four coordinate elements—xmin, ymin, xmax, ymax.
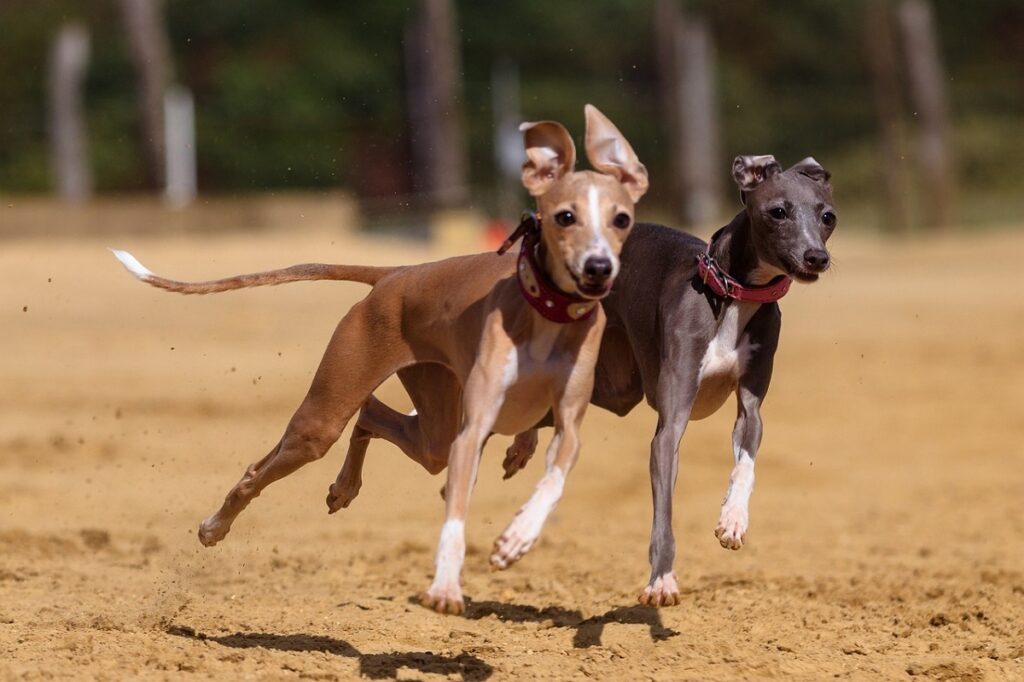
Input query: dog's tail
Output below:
<box><xmin>109</xmin><ymin>249</ymin><xmax>396</xmax><ymax>295</ymax></box>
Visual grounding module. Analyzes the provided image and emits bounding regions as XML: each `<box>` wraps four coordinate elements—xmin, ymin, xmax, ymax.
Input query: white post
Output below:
<box><xmin>164</xmin><ymin>85</ymin><xmax>196</xmax><ymax>208</ymax></box>
<box><xmin>49</xmin><ymin>24</ymin><xmax>92</xmax><ymax>202</ymax></box>
<box><xmin>491</xmin><ymin>59</ymin><xmax>523</xmax><ymax>219</ymax></box>
<box><xmin>675</xmin><ymin>17</ymin><xmax>720</xmax><ymax>226</ymax></box>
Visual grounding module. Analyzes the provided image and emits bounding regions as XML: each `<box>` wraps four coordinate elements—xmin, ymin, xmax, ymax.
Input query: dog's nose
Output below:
<box><xmin>583</xmin><ymin>257</ymin><xmax>613</xmax><ymax>282</ymax></box>
<box><xmin>802</xmin><ymin>248</ymin><xmax>830</xmax><ymax>271</ymax></box>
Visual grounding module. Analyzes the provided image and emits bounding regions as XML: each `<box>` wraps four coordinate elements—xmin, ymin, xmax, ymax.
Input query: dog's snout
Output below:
<box><xmin>802</xmin><ymin>248</ymin><xmax>830</xmax><ymax>271</ymax></box>
<box><xmin>583</xmin><ymin>257</ymin><xmax>613</xmax><ymax>282</ymax></box>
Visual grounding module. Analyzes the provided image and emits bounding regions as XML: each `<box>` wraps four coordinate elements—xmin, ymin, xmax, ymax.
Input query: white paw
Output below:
<box><xmin>490</xmin><ymin>510</ymin><xmax>543</xmax><ymax>570</ymax></box>
<box><xmin>638</xmin><ymin>572</ymin><xmax>681</xmax><ymax>607</ymax></box>
<box><xmin>197</xmin><ymin>514</ymin><xmax>230</xmax><ymax>547</ymax></box>
<box><xmin>715</xmin><ymin>504</ymin><xmax>748</xmax><ymax>550</ymax></box>
<box><xmin>419</xmin><ymin>580</ymin><xmax>464</xmax><ymax>615</ymax></box>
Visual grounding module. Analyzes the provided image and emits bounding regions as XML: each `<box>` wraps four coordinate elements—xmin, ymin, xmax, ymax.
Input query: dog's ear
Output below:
<box><xmin>584</xmin><ymin>104</ymin><xmax>649</xmax><ymax>203</ymax></box>
<box><xmin>520</xmin><ymin>120</ymin><xmax>577</xmax><ymax>196</ymax></box>
<box><xmin>791</xmin><ymin>157</ymin><xmax>832</xmax><ymax>185</ymax></box>
<box><xmin>732</xmin><ymin>155</ymin><xmax>782</xmax><ymax>195</ymax></box>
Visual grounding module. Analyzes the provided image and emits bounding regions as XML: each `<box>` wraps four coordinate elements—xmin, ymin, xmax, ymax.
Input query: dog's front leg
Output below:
<box><xmin>489</xmin><ymin>423</ymin><xmax>576</xmax><ymax>569</ymax></box>
<box><xmin>716</xmin><ymin>312</ymin><xmax>777</xmax><ymax>550</ymax></box>
<box><xmin>715</xmin><ymin>384</ymin><xmax>763</xmax><ymax>549</ymax></box>
<box><xmin>490</xmin><ymin>361</ymin><xmax>594</xmax><ymax>570</ymax></box>
<box><xmin>716</xmin><ymin>348</ymin><xmax>775</xmax><ymax>550</ymax></box>
<box><xmin>420</xmin><ymin>350</ymin><xmax>513</xmax><ymax>615</ymax></box>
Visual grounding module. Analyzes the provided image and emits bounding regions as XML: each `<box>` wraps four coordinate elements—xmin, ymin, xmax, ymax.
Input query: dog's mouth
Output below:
<box><xmin>568</xmin><ymin>268</ymin><xmax>612</xmax><ymax>299</ymax></box>
<box><xmin>781</xmin><ymin>257</ymin><xmax>828</xmax><ymax>284</ymax></box>
<box><xmin>790</xmin><ymin>269</ymin><xmax>821</xmax><ymax>284</ymax></box>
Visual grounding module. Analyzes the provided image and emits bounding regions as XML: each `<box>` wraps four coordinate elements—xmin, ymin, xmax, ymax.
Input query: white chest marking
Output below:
<box><xmin>697</xmin><ymin>304</ymin><xmax>759</xmax><ymax>385</ymax></box>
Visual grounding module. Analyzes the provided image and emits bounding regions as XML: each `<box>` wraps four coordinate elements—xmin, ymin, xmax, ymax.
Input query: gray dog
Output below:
<box><xmin>577</xmin><ymin>154</ymin><xmax>836</xmax><ymax>605</ymax></box>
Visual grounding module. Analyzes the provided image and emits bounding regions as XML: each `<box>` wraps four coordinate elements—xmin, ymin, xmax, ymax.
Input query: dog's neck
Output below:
<box><xmin>709</xmin><ymin>211</ymin><xmax>783</xmax><ymax>287</ymax></box>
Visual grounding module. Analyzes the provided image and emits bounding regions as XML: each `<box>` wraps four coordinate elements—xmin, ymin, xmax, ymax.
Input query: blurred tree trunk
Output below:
<box><xmin>865</xmin><ymin>0</ymin><xmax>911</xmax><ymax>233</ymax></box>
<box><xmin>49</xmin><ymin>24</ymin><xmax>91</xmax><ymax>202</ymax></box>
<box><xmin>654</xmin><ymin>0</ymin><xmax>683</xmax><ymax>218</ymax></box>
<box><xmin>654</xmin><ymin>1</ymin><xmax>720</xmax><ymax>227</ymax></box>
<box><xmin>898</xmin><ymin>0</ymin><xmax>955</xmax><ymax>229</ymax></box>
<box><xmin>120</xmin><ymin>0</ymin><xmax>171</xmax><ymax>190</ymax></box>
<box><xmin>404</xmin><ymin>0</ymin><xmax>468</xmax><ymax>209</ymax></box>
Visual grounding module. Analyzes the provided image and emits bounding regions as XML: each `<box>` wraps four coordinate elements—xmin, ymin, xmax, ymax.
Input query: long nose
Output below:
<box><xmin>583</xmin><ymin>256</ymin><xmax>613</xmax><ymax>283</ymax></box>
<box><xmin>803</xmin><ymin>248</ymin><xmax>830</xmax><ymax>272</ymax></box>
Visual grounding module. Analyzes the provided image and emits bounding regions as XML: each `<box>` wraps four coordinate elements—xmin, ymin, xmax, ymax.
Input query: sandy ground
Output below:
<box><xmin>2</xmin><ymin>217</ymin><xmax>1023</xmax><ymax>681</ymax></box>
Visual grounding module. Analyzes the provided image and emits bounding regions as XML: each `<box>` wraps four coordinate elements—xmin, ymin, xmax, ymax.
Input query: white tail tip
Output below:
<box><xmin>109</xmin><ymin>248</ymin><xmax>154</xmax><ymax>279</ymax></box>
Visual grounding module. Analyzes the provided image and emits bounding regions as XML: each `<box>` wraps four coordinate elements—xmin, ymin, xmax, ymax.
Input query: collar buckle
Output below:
<box><xmin>497</xmin><ymin>211</ymin><xmax>540</xmax><ymax>255</ymax></box>
<box><xmin>696</xmin><ymin>247</ymin><xmax>792</xmax><ymax>304</ymax></box>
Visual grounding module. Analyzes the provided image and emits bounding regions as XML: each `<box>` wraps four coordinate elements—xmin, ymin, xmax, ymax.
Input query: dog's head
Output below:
<box><xmin>733</xmin><ymin>155</ymin><xmax>836</xmax><ymax>283</ymax></box>
<box><xmin>519</xmin><ymin>105</ymin><xmax>648</xmax><ymax>299</ymax></box>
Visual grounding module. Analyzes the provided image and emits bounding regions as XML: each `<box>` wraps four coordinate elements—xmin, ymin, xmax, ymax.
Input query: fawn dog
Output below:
<box><xmin>112</xmin><ymin>105</ymin><xmax>649</xmax><ymax>614</ymax></box>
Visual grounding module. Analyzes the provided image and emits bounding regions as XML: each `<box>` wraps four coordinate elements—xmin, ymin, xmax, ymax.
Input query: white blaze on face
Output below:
<box><xmin>576</xmin><ymin>184</ymin><xmax>617</xmax><ymax>278</ymax></box>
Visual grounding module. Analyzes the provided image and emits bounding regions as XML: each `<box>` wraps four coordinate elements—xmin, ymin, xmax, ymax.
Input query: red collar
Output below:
<box><xmin>497</xmin><ymin>213</ymin><xmax>599</xmax><ymax>323</ymax></box>
<box><xmin>696</xmin><ymin>250</ymin><xmax>792</xmax><ymax>304</ymax></box>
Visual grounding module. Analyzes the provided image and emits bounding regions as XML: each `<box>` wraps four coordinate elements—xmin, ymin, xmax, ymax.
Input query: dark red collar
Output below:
<box><xmin>696</xmin><ymin>250</ymin><xmax>792</xmax><ymax>304</ymax></box>
<box><xmin>497</xmin><ymin>213</ymin><xmax>598</xmax><ymax>323</ymax></box>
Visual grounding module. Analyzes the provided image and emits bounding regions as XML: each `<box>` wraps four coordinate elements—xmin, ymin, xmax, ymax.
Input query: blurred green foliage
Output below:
<box><xmin>1</xmin><ymin>0</ymin><xmax>1022</xmax><ymax>224</ymax></box>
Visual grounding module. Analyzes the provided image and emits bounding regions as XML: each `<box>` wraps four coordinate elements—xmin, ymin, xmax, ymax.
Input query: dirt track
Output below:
<box><xmin>2</xmin><ymin>220</ymin><xmax>1023</xmax><ymax>680</ymax></box>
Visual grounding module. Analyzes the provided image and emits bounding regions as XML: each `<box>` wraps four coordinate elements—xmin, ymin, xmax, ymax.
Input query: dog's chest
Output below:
<box><xmin>692</xmin><ymin>303</ymin><xmax>758</xmax><ymax>419</ymax></box>
<box><xmin>492</xmin><ymin>330</ymin><xmax>572</xmax><ymax>434</ymax></box>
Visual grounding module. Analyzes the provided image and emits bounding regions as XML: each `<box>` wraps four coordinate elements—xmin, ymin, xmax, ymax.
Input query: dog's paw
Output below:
<box><xmin>638</xmin><ymin>572</ymin><xmax>681</xmax><ymax>607</ymax></box>
<box><xmin>197</xmin><ymin>514</ymin><xmax>230</xmax><ymax>547</ymax></box>
<box><xmin>502</xmin><ymin>431</ymin><xmax>538</xmax><ymax>480</ymax></box>
<box><xmin>489</xmin><ymin>509</ymin><xmax>544</xmax><ymax>570</ymax></box>
<box><xmin>419</xmin><ymin>582</ymin><xmax>465</xmax><ymax>615</ymax></box>
<box><xmin>714</xmin><ymin>504</ymin><xmax>748</xmax><ymax>550</ymax></box>
<box><xmin>325</xmin><ymin>479</ymin><xmax>361</xmax><ymax>513</ymax></box>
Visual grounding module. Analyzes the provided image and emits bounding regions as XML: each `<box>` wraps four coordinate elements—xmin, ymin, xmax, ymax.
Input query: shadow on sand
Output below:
<box><xmin>167</xmin><ymin>625</ymin><xmax>494</xmax><ymax>681</ymax></box>
<box><xmin>167</xmin><ymin>597</ymin><xmax>677</xmax><ymax>679</ymax></box>
<box><xmin>460</xmin><ymin>599</ymin><xmax>679</xmax><ymax>648</ymax></box>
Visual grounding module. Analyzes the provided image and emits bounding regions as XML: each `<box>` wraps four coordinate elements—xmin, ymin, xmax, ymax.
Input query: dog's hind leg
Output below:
<box><xmin>325</xmin><ymin>422</ymin><xmax>372</xmax><ymax>513</ymax></box>
<box><xmin>502</xmin><ymin>429</ymin><xmax>540</xmax><ymax>480</ymax></box>
<box><xmin>326</xmin><ymin>364</ymin><xmax>462</xmax><ymax>511</ymax></box>
<box><xmin>197</xmin><ymin>301</ymin><xmax>412</xmax><ymax>546</ymax></box>
<box><xmin>638</xmin><ymin>342</ymin><xmax>698</xmax><ymax>607</ymax></box>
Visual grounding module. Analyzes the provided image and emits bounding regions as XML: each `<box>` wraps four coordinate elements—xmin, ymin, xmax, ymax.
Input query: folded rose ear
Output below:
<box><xmin>732</xmin><ymin>155</ymin><xmax>782</xmax><ymax>192</ymax></box>
<box><xmin>520</xmin><ymin>120</ymin><xmax>576</xmax><ymax>196</ymax></box>
<box><xmin>584</xmin><ymin>104</ymin><xmax>649</xmax><ymax>203</ymax></box>
<box><xmin>791</xmin><ymin>157</ymin><xmax>831</xmax><ymax>185</ymax></box>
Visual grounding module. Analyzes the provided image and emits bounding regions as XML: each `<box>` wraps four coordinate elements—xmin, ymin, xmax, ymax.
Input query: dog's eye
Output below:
<box><xmin>554</xmin><ymin>211</ymin><xmax>575</xmax><ymax>227</ymax></box>
<box><xmin>769</xmin><ymin>207</ymin><xmax>787</xmax><ymax>220</ymax></box>
<box><xmin>822</xmin><ymin>211</ymin><xmax>837</xmax><ymax>228</ymax></box>
<box><xmin>612</xmin><ymin>212</ymin><xmax>631</xmax><ymax>229</ymax></box>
